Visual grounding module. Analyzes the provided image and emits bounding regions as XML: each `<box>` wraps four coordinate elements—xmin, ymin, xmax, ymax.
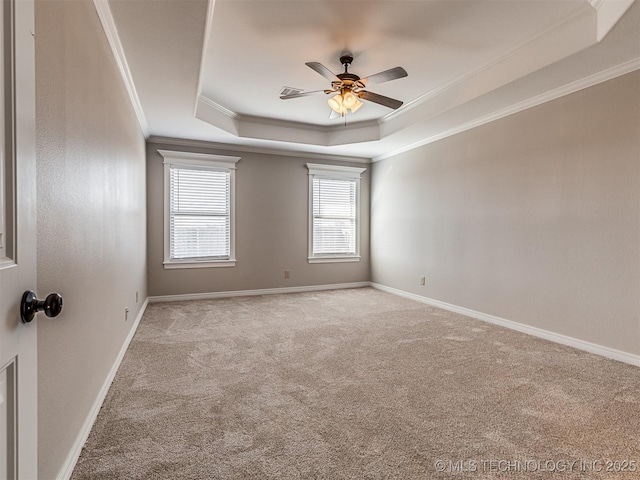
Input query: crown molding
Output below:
<box><xmin>239</xmin><ymin>112</ymin><xmax>327</xmax><ymax>132</ymax></box>
<box><xmin>373</xmin><ymin>57</ymin><xmax>640</xmax><ymax>162</ymax></box>
<box><xmin>589</xmin><ymin>0</ymin><xmax>636</xmax><ymax>40</ymax></box>
<box><xmin>93</xmin><ymin>0</ymin><xmax>149</xmax><ymax>138</ymax></box>
<box><xmin>194</xmin><ymin>0</ymin><xmax>217</xmax><ymax>116</ymax></box>
<box><xmin>196</xmin><ymin>94</ymin><xmax>381</xmax><ymax>146</ymax></box>
<box><xmin>198</xmin><ymin>94</ymin><xmax>238</xmax><ymax>119</ymax></box>
<box><xmin>147</xmin><ymin>135</ymin><xmax>372</xmax><ymax>164</ymax></box>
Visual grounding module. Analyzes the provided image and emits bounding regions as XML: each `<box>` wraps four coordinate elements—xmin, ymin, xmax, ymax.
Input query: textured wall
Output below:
<box><xmin>35</xmin><ymin>1</ymin><xmax>147</xmax><ymax>478</ymax></box>
<box><xmin>147</xmin><ymin>142</ymin><xmax>370</xmax><ymax>296</ymax></box>
<box><xmin>371</xmin><ymin>71</ymin><xmax>640</xmax><ymax>356</ymax></box>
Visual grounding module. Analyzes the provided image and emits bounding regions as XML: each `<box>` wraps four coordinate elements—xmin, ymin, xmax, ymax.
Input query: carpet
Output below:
<box><xmin>72</xmin><ymin>287</ymin><xmax>640</xmax><ymax>479</ymax></box>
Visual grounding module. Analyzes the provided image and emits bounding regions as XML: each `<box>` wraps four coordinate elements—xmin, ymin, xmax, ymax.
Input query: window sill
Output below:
<box><xmin>163</xmin><ymin>259</ymin><xmax>236</xmax><ymax>270</ymax></box>
<box><xmin>308</xmin><ymin>255</ymin><xmax>361</xmax><ymax>264</ymax></box>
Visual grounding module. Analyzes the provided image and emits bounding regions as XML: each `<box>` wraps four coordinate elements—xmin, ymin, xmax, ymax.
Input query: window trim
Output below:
<box><xmin>306</xmin><ymin>163</ymin><xmax>366</xmax><ymax>264</ymax></box>
<box><xmin>160</xmin><ymin>150</ymin><xmax>240</xmax><ymax>269</ymax></box>
<box><xmin>0</xmin><ymin>1</ymin><xmax>16</xmax><ymax>271</ymax></box>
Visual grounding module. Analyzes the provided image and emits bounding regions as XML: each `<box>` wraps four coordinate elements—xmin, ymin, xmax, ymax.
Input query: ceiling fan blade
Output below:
<box><xmin>305</xmin><ymin>62</ymin><xmax>340</xmax><ymax>82</ymax></box>
<box><xmin>360</xmin><ymin>67</ymin><xmax>408</xmax><ymax>87</ymax></box>
<box><xmin>279</xmin><ymin>90</ymin><xmax>326</xmax><ymax>100</ymax></box>
<box><xmin>358</xmin><ymin>90</ymin><xmax>403</xmax><ymax>110</ymax></box>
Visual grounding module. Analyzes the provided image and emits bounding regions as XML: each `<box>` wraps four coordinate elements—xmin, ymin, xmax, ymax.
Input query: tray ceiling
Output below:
<box><xmin>105</xmin><ymin>0</ymin><xmax>639</xmax><ymax>159</ymax></box>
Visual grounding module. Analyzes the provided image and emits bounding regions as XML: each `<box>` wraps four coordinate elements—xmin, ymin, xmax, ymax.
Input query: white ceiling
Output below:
<box><xmin>202</xmin><ymin>0</ymin><xmax>584</xmax><ymax>125</ymax></box>
<box><xmin>105</xmin><ymin>0</ymin><xmax>640</xmax><ymax>160</ymax></box>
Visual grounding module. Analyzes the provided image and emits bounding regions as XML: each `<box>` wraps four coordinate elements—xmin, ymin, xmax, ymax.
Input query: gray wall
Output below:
<box><xmin>147</xmin><ymin>142</ymin><xmax>370</xmax><ymax>296</ymax></box>
<box><xmin>371</xmin><ymin>71</ymin><xmax>640</xmax><ymax>356</ymax></box>
<box><xmin>35</xmin><ymin>1</ymin><xmax>147</xmax><ymax>478</ymax></box>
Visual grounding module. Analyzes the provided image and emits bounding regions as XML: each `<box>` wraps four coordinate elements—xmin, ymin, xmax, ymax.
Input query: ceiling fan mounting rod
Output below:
<box><xmin>340</xmin><ymin>54</ymin><xmax>354</xmax><ymax>72</ymax></box>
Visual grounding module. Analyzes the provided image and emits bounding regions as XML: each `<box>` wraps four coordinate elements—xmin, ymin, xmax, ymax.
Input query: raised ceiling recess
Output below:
<box><xmin>104</xmin><ymin>0</ymin><xmax>639</xmax><ymax>159</ymax></box>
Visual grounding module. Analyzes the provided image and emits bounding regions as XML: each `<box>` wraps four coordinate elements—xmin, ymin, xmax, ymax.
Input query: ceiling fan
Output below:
<box><xmin>280</xmin><ymin>54</ymin><xmax>408</xmax><ymax>119</ymax></box>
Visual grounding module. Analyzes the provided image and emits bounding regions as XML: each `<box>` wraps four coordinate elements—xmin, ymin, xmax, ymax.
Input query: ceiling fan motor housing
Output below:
<box><xmin>336</xmin><ymin>55</ymin><xmax>365</xmax><ymax>90</ymax></box>
<box><xmin>340</xmin><ymin>54</ymin><xmax>354</xmax><ymax>67</ymax></box>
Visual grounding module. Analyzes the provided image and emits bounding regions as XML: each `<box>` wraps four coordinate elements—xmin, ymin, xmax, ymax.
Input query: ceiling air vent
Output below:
<box><xmin>279</xmin><ymin>86</ymin><xmax>303</xmax><ymax>97</ymax></box>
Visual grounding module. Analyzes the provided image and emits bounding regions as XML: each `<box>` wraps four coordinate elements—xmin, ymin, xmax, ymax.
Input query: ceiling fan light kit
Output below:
<box><xmin>328</xmin><ymin>90</ymin><xmax>363</xmax><ymax>116</ymax></box>
<box><xmin>342</xmin><ymin>90</ymin><xmax>357</xmax><ymax>108</ymax></box>
<box><xmin>280</xmin><ymin>53</ymin><xmax>407</xmax><ymax>121</ymax></box>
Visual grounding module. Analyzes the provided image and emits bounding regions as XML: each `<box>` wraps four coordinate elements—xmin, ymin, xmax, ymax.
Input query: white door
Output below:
<box><xmin>0</xmin><ymin>0</ymin><xmax>38</xmax><ymax>478</ymax></box>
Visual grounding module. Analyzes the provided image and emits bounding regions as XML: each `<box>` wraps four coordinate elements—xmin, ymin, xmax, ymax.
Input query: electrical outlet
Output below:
<box><xmin>135</xmin><ymin>291</ymin><xmax>139</xmax><ymax>303</ymax></box>
<box><xmin>419</xmin><ymin>276</ymin><xmax>426</xmax><ymax>286</ymax></box>
<box><xmin>284</xmin><ymin>270</ymin><xmax>290</xmax><ymax>279</ymax></box>
<box><xmin>125</xmin><ymin>308</ymin><xmax>129</xmax><ymax>321</ymax></box>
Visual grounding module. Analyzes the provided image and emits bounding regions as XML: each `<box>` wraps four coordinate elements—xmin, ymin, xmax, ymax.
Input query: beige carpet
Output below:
<box><xmin>72</xmin><ymin>288</ymin><xmax>640</xmax><ymax>479</ymax></box>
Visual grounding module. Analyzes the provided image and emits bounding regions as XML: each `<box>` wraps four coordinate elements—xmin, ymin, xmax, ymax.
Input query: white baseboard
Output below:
<box><xmin>148</xmin><ymin>282</ymin><xmax>370</xmax><ymax>303</ymax></box>
<box><xmin>57</xmin><ymin>298</ymin><xmax>149</xmax><ymax>480</ymax></box>
<box><xmin>370</xmin><ymin>282</ymin><xmax>640</xmax><ymax>368</ymax></box>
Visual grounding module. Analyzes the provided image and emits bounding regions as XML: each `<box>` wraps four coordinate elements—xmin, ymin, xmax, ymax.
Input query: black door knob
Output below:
<box><xmin>20</xmin><ymin>291</ymin><xmax>63</xmax><ymax>324</ymax></box>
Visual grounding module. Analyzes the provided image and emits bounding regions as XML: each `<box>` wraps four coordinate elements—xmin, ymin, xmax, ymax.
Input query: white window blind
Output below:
<box><xmin>306</xmin><ymin>163</ymin><xmax>365</xmax><ymax>263</ymax></box>
<box><xmin>312</xmin><ymin>177</ymin><xmax>357</xmax><ymax>256</ymax></box>
<box><xmin>170</xmin><ymin>167</ymin><xmax>230</xmax><ymax>260</ymax></box>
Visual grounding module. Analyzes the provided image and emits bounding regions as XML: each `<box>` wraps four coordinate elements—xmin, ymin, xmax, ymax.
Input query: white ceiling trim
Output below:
<box><xmin>589</xmin><ymin>0</ymin><xmax>636</xmax><ymax>40</ymax></box>
<box><xmin>195</xmin><ymin>94</ymin><xmax>239</xmax><ymax>136</ymax></box>
<box><xmin>198</xmin><ymin>94</ymin><xmax>237</xmax><ymax>119</ymax></box>
<box><xmin>195</xmin><ymin>95</ymin><xmax>382</xmax><ymax>146</ymax></box>
<box><xmin>147</xmin><ymin>135</ymin><xmax>372</xmax><ymax>164</ymax></box>
<box><xmin>238</xmin><ymin>114</ymin><xmax>381</xmax><ymax>146</ymax></box>
<box><xmin>93</xmin><ymin>0</ymin><xmax>149</xmax><ymax>138</ymax></box>
<box><xmin>193</xmin><ymin>0</ymin><xmax>217</xmax><ymax>116</ymax></box>
<box><xmin>373</xmin><ymin>57</ymin><xmax>640</xmax><ymax>163</ymax></box>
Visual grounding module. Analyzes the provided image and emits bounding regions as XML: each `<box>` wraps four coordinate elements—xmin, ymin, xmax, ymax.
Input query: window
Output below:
<box><xmin>306</xmin><ymin>163</ymin><xmax>366</xmax><ymax>263</ymax></box>
<box><xmin>160</xmin><ymin>150</ymin><xmax>239</xmax><ymax>269</ymax></box>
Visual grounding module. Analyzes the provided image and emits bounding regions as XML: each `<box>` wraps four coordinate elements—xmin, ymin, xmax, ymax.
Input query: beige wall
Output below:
<box><xmin>371</xmin><ymin>71</ymin><xmax>640</xmax><ymax>356</ymax></box>
<box><xmin>35</xmin><ymin>1</ymin><xmax>147</xmax><ymax>478</ymax></box>
<box><xmin>147</xmin><ymin>142</ymin><xmax>370</xmax><ymax>296</ymax></box>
